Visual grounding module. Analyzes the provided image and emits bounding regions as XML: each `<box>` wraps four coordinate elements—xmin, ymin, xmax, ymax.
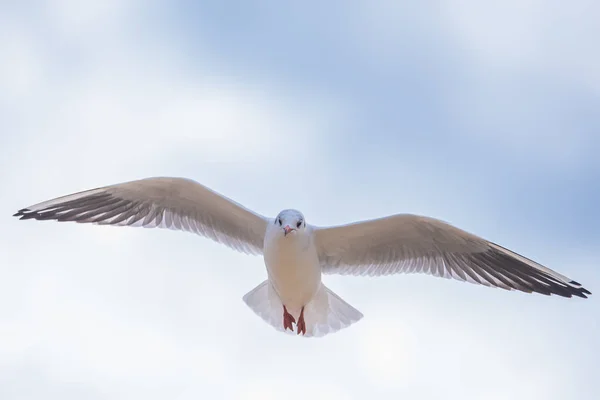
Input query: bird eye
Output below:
<box><xmin>296</xmin><ymin>221</ymin><xmax>302</xmax><ymax>228</ymax></box>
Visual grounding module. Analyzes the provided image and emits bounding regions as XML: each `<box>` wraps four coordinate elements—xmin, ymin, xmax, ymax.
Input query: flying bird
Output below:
<box><xmin>13</xmin><ymin>177</ymin><xmax>591</xmax><ymax>337</ymax></box>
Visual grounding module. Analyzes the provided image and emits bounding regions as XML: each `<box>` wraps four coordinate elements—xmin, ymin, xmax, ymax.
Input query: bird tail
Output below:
<box><xmin>242</xmin><ymin>280</ymin><xmax>363</xmax><ymax>337</ymax></box>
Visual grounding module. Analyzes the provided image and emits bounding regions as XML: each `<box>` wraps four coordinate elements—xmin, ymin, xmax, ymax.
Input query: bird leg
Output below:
<box><xmin>296</xmin><ymin>306</ymin><xmax>306</xmax><ymax>335</ymax></box>
<box><xmin>283</xmin><ymin>305</ymin><xmax>296</xmax><ymax>331</ymax></box>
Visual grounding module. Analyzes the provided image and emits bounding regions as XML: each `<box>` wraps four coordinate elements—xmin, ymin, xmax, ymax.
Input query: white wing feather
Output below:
<box><xmin>313</xmin><ymin>214</ymin><xmax>591</xmax><ymax>298</ymax></box>
<box><xmin>14</xmin><ymin>177</ymin><xmax>269</xmax><ymax>255</ymax></box>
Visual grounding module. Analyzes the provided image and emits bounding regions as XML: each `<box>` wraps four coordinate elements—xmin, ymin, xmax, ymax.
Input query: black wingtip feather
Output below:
<box><xmin>13</xmin><ymin>209</ymin><xmax>46</xmax><ymax>220</ymax></box>
<box><xmin>13</xmin><ymin>209</ymin><xmax>28</xmax><ymax>217</ymax></box>
<box><xmin>16</xmin><ymin>211</ymin><xmax>36</xmax><ymax>220</ymax></box>
<box><xmin>568</xmin><ymin>281</ymin><xmax>592</xmax><ymax>297</ymax></box>
<box><xmin>485</xmin><ymin>248</ymin><xmax>593</xmax><ymax>299</ymax></box>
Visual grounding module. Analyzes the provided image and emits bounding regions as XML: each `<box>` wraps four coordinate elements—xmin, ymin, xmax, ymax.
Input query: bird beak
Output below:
<box><xmin>283</xmin><ymin>225</ymin><xmax>294</xmax><ymax>236</ymax></box>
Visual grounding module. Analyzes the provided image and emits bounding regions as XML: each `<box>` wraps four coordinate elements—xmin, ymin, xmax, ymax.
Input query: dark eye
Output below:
<box><xmin>277</xmin><ymin>218</ymin><xmax>282</xmax><ymax>226</ymax></box>
<box><xmin>296</xmin><ymin>220</ymin><xmax>302</xmax><ymax>228</ymax></box>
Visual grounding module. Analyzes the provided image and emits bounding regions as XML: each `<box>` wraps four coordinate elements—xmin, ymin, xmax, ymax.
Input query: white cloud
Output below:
<box><xmin>440</xmin><ymin>1</ymin><xmax>600</xmax><ymax>168</ymax></box>
<box><xmin>1</xmin><ymin>1</ymin><xmax>597</xmax><ymax>400</ymax></box>
<box><xmin>43</xmin><ymin>0</ymin><xmax>139</xmax><ymax>37</ymax></box>
<box><xmin>235</xmin><ymin>379</ymin><xmax>350</xmax><ymax>400</ymax></box>
<box><xmin>0</xmin><ymin>0</ymin><xmax>347</xmax><ymax>212</ymax></box>
<box><xmin>358</xmin><ymin>316</ymin><xmax>419</xmax><ymax>388</ymax></box>
<box><xmin>440</xmin><ymin>0</ymin><xmax>547</xmax><ymax>69</ymax></box>
<box><xmin>437</xmin><ymin>0</ymin><xmax>599</xmax><ymax>156</ymax></box>
<box><xmin>0</xmin><ymin>1</ymin><xmax>351</xmax><ymax>398</ymax></box>
<box><xmin>440</xmin><ymin>0</ymin><xmax>600</xmax><ymax>89</ymax></box>
<box><xmin>0</xmin><ymin>22</ymin><xmax>44</xmax><ymax>99</ymax></box>
<box><xmin>442</xmin><ymin>79</ymin><xmax>595</xmax><ymax>168</ymax></box>
<box><xmin>342</xmin><ymin>1</ymin><xmax>599</xmax><ymax>168</ymax></box>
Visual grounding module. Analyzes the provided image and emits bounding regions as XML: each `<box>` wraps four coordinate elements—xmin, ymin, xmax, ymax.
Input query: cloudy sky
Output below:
<box><xmin>1</xmin><ymin>1</ymin><xmax>599</xmax><ymax>399</ymax></box>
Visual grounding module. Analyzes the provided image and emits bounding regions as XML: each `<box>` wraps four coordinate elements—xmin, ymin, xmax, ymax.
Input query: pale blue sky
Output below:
<box><xmin>1</xmin><ymin>1</ymin><xmax>599</xmax><ymax>399</ymax></box>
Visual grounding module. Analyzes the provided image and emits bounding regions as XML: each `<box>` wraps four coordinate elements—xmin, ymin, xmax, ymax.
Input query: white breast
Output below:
<box><xmin>262</xmin><ymin>228</ymin><xmax>321</xmax><ymax>311</ymax></box>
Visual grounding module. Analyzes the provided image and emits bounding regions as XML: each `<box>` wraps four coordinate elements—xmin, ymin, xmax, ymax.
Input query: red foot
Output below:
<box><xmin>296</xmin><ymin>306</ymin><xmax>306</xmax><ymax>335</ymax></box>
<box><xmin>283</xmin><ymin>305</ymin><xmax>296</xmax><ymax>332</ymax></box>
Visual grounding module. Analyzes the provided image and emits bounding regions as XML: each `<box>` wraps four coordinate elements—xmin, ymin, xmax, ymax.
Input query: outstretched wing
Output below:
<box><xmin>14</xmin><ymin>177</ymin><xmax>269</xmax><ymax>255</ymax></box>
<box><xmin>313</xmin><ymin>214</ymin><xmax>591</xmax><ymax>298</ymax></box>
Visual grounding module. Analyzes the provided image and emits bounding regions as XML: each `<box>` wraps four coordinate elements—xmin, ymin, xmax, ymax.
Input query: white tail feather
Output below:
<box><xmin>243</xmin><ymin>280</ymin><xmax>363</xmax><ymax>337</ymax></box>
<box><xmin>242</xmin><ymin>280</ymin><xmax>287</xmax><ymax>334</ymax></box>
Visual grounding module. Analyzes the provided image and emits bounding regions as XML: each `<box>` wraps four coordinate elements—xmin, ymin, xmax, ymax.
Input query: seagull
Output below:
<box><xmin>13</xmin><ymin>177</ymin><xmax>591</xmax><ymax>337</ymax></box>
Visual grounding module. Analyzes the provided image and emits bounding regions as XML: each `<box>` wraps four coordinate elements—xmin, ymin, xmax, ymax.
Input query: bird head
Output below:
<box><xmin>274</xmin><ymin>209</ymin><xmax>306</xmax><ymax>237</ymax></box>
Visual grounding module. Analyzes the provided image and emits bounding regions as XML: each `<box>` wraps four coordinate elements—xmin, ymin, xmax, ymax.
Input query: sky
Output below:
<box><xmin>1</xmin><ymin>1</ymin><xmax>599</xmax><ymax>399</ymax></box>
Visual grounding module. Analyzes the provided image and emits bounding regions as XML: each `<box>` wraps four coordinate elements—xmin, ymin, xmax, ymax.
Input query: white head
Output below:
<box><xmin>274</xmin><ymin>209</ymin><xmax>306</xmax><ymax>237</ymax></box>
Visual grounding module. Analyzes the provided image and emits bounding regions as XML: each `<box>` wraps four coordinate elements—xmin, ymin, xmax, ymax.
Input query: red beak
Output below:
<box><xmin>284</xmin><ymin>225</ymin><xmax>294</xmax><ymax>235</ymax></box>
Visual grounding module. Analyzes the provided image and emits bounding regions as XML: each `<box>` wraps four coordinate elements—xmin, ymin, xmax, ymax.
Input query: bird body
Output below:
<box><xmin>13</xmin><ymin>176</ymin><xmax>591</xmax><ymax>337</ymax></box>
<box><xmin>263</xmin><ymin>213</ymin><xmax>320</xmax><ymax>313</ymax></box>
